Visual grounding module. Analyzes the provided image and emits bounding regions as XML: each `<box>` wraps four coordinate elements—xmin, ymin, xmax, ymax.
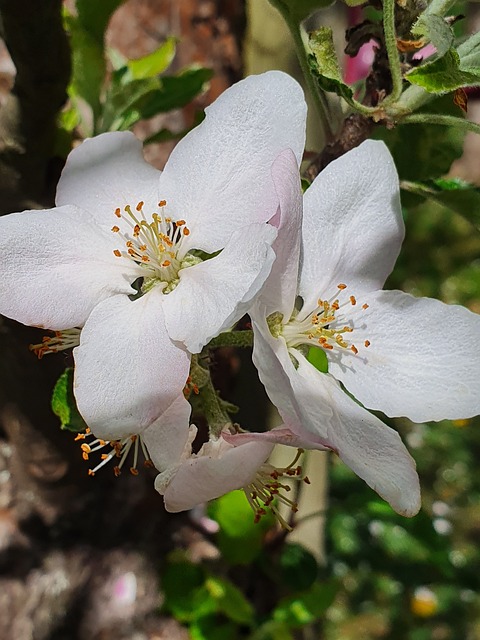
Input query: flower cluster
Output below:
<box><xmin>1</xmin><ymin>71</ymin><xmax>479</xmax><ymax>524</ymax></box>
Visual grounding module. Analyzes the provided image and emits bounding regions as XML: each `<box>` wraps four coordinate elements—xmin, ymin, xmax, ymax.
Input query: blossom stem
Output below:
<box><xmin>197</xmin><ymin>368</ymin><xmax>232</xmax><ymax>437</ymax></box>
<box><xmin>207</xmin><ymin>330</ymin><xmax>254</xmax><ymax>349</ymax></box>
<box><xmin>400</xmin><ymin>113</ymin><xmax>480</xmax><ymax>134</ymax></box>
<box><xmin>381</xmin><ymin>0</ymin><xmax>404</xmax><ymax>105</ymax></box>
<box><xmin>268</xmin><ymin>0</ymin><xmax>334</xmax><ymax>139</ymax></box>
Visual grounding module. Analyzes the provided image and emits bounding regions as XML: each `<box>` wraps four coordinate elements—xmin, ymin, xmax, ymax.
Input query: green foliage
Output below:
<box><xmin>401</xmin><ymin>178</ymin><xmax>480</xmax><ymax>228</ymax></box>
<box><xmin>411</xmin><ymin>14</ymin><xmax>454</xmax><ymax>59</ymax></box>
<box><xmin>308</xmin><ymin>28</ymin><xmax>354</xmax><ymax>102</ymax></box>
<box><xmin>279</xmin><ymin>543</ymin><xmax>319</xmax><ymax>591</ymax></box>
<box><xmin>62</xmin><ymin>8</ymin><xmax>211</xmax><ymax>143</ymax></box>
<box><xmin>208</xmin><ymin>491</ymin><xmax>275</xmax><ymax>564</ymax></box>
<box><xmin>406</xmin><ymin>49</ymin><xmax>480</xmax><ymax>93</ymax></box>
<box><xmin>273</xmin><ymin>581</ymin><xmax>338</xmax><ymax>627</ymax></box>
<box><xmin>307</xmin><ymin>346</ymin><xmax>329</xmax><ymax>373</ymax></box>
<box><xmin>51</xmin><ymin>368</ymin><xmax>87</xmax><ymax>433</ymax></box>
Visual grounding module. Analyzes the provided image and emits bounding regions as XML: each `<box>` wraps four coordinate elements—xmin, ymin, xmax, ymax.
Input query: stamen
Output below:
<box><xmin>77</xmin><ymin>430</ymin><xmax>154</xmax><ymax>477</ymax></box>
<box><xmin>29</xmin><ymin>328</ymin><xmax>81</xmax><ymax>359</ymax></box>
<box><xmin>282</xmin><ymin>282</ymin><xmax>371</xmax><ymax>358</ymax></box>
<box><xmin>243</xmin><ymin>449</ymin><xmax>309</xmax><ymax>531</ymax></box>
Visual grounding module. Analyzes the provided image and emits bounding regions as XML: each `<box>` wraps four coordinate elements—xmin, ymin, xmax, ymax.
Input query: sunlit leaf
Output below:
<box><xmin>51</xmin><ymin>368</ymin><xmax>88</xmax><ymax>433</ymax></box>
<box><xmin>308</xmin><ymin>28</ymin><xmax>354</xmax><ymax>102</ymax></box>
<box><xmin>406</xmin><ymin>48</ymin><xmax>480</xmax><ymax>93</ymax></box>
<box><xmin>126</xmin><ymin>37</ymin><xmax>177</xmax><ymax>80</ymax></box>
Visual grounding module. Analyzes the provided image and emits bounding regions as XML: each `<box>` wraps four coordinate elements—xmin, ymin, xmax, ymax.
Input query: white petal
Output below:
<box><xmin>158</xmin><ymin>439</ymin><xmax>274</xmax><ymax>512</ymax></box>
<box><xmin>56</xmin><ymin>131</ymin><xmax>160</xmax><ymax>228</ymax></box>
<box><xmin>142</xmin><ymin>395</ymin><xmax>192</xmax><ymax>471</ymax></box>
<box><xmin>299</xmin><ymin>140</ymin><xmax>404</xmax><ymax>314</ymax></box>
<box><xmin>260</xmin><ymin>149</ymin><xmax>303</xmax><ymax>318</ymax></box>
<box><xmin>164</xmin><ymin>223</ymin><xmax>277</xmax><ymax>353</ymax></box>
<box><xmin>0</xmin><ymin>205</ymin><xmax>138</xmax><ymax>330</ymax></box>
<box><xmin>251</xmin><ymin>309</ymin><xmax>332</xmax><ymax>435</ymax></box>
<box><xmin>158</xmin><ymin>71</ymin><xmax>307</xmax><ymax>253</ymax></box>
<box><xmin>73</xmin><ymin>288</ymin><xmax>190</xmax><ymax>440</ymax></box>
<box><xmin>292</xmin><ymin>351</ymin><xmax>420</xmax><ymax>516</ymax></box>
<box><xmin>329</xmin><ymin>289</ymin><xmax>480</xmax><ymax>422</ymax></box>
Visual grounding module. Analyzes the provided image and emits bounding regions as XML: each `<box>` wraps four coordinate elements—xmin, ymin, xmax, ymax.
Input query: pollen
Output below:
<box><xmin>282</xmin><ymin>282</ymin><xmax>371</xmax><ymax>359</ymax></box>
<box><xmin>29</xmin><ymin>328</ymin><xmax>81</xmax><ymax>359</ymax></box>
<box><xmin>244</xmin><ymin>449</ymin><xmax>310</xmax><ymax>530</ymax></box>
<box><xmin>111</xmin><ymin>198</ymin><xmax>193</xmax><ymax>284</ymax></box>
<box><xmin>78</xmin><ymin>430</ymin><xmax>154</xmax><ymax>477</ymax></box>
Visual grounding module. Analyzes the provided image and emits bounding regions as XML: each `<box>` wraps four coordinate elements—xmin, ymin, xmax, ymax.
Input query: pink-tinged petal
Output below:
<box><xmin>329</xmin><ymin>289</ymin><xmax>480</xmax><ymax>422</ymax></box>
<box><xmin>224</xmin><ymin>425</ymin><xmax>331</xmax><ymax>452</ymax></box>
<box><xmin>260</xmin><ymin>149</ymin><xmax>303</xmax><ymax>318</ymax></box>
<box><xmin>251</xmin><ymin>308</ymin><xmax>333</xmax><ymax>434</ymax></box>
<box><xmin>157</xmin><ymin>438</ymin><xmax>274</xmax><ymax>512</ymax></box>
<box><xmin>56</xmin><ymin>132</ymin><xmax>161</xmax><ymax>228</ymax></box>
<box><xmin>73</xmin><ymin>287</ymin><xmax>190</xmax><ymax>441</ymax></box>
<box><xmin>299</xmin><ymin>140</ymin><xmax>404</xmax><ymax>315</ymax></box>
<box><xmin>158</xmin><ymin>71</ymin><xmax>307</xmax><ymax>253</ymax></box>
<box><xmin>164</xmin><ymin>223</ymin><xmax>277</xmax><ymax>353</ymax></box>
<box><xmin>142</xmin><ymin>395</ymin><xmax>192</xmax><ymax>472</ymax></box>
<box><xmin>0</xmin><ymin>205</ymin><xmax>139</xmax><ymax>330</ymax></box>
<box><xmin>292</xmin><ymin>351</ymin><xmax>421</xmax><ymax>517</ymax></box>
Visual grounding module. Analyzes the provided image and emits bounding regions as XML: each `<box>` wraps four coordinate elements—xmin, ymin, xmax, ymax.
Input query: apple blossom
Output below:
<box><xmin>0</xmin><ymin>71</ymin><xmax>307</xmax><ymax>440</ymax></box>
<box><xmin>147</xmin><ymin>423</ymin><xmax>313</xmax><ymax>527</ymax></box>
<box><xmin>251</xmin><ymin>139</ymin><xmax>480</xmax><ymax>516</ymax></box>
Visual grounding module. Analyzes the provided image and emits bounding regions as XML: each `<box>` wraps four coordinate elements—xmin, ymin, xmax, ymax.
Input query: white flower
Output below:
<box><xmin>251</xmin><ymin>139</ymin><xmax>480</xmax><ymax>516</ymax></box>
<box><xmin>0</xmin><ymin>71</ymin><xmax>307</xmax><ymax>440</ymax></box>
<box><xmin>145</xmin><ymin>421</ymin><xmax>309</xmax><ymax>526</ymax></box>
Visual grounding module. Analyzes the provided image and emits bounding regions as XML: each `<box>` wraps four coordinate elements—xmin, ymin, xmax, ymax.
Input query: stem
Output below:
<box><xmin>207</xmin><ymin>330</ymin><xmax>254</xmax><ymax>349</ymax></box>
<box><xmin>268</xmin><ymin>0</ymin><xmax>334</xmax><ymax>139</ymax></box>
<box><xmin>382</xmin><ymin>0</ymin><xmax>403</xmax><ymax>104</ymax></box>
<box><xmin>391</xmin><ymin>84</ymin><xmax>434</xmax><ymax>115</ymax></box>
<box><xmin>401</xmin><ymin>113</ymin><xmax>480</xmax><ymax>135</ymax></box>
<box><xmin>197</xmin><ymin>369</ymin><xmax>232</xmax><ymax>437</ymax></box>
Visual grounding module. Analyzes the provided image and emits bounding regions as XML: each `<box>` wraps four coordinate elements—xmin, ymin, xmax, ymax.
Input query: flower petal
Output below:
<box><xmin>260</xmin><ymin>149</ymin><xmax>303</xmax><ymax>318</ymax></box>
<box><xmin>329</xmin><ymin>289</ymin><xmax>480</xmax><ymax>422</ymax></box>
<box><xmin>0</xmin><ymin>205</ymin><xmax>138</xmax><ymax>330</ymax></box>
<box><xmin>164</xmin><ymin>223</ymin><xmax>277</xmax><ymax>353</ymax></box>
<box><xmin>292</xmin><ymin>351</ymin><xmax>421</xmax><ymax>517</ymax></box>
<box><xmin>298</xmin><ymin>140</ymin><xmax>404</xmax><ymax>314</ymax></box>
<box><xmin>56</xmin><ymin>132</ymin><xmax>161</xmax><ymax>228</ymax></box>
<box><xmin>251</xmin><ymin>308</ymin><xmax>332</xmax><ymax>435</ymax></box>
<box><xmin>158</xmin><ymin>71</ymin><xmax>307</xmax><ymax>253</ymax></box>
<box><xmin>73</xmin><ymin>287</ymin><xmax>190</xmax><ymax>440</ymax></box>
<box><xmin>157</xmin><ymin>438</ymin><xmax>274</xmax><ymax>512</ymax></box>
<box><xmin>142</xmin><ymin>395</ymin><xmax>192</xmax><ymax>471</ymax></box>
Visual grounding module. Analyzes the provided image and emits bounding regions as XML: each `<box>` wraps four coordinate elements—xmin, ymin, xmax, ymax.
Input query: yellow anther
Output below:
<box><xmin>338</xmin><ymin>283</ymin><xmax>347</xmax><ymax>290</ymax></box>
<box><xmin>111</xmin><ymin>225</ymin><xmax>120</xmax><ymax>233</ymax></box>
<box><xmin>113</xmin><ymin>249</ymin><xmax>122</xmax><ymax>257</ymax></box>
<box><xmin>350</xmin><ymin>295</ymin><xmax>357</xmax><ymax>306</ymax></box>
<box><xmin>136</xmin><ymin>201</ymin><xmax>144</xmax><ymax>211</ymax></box>
<box><xmin>364</xmin><ymin>340</ymin><xmax>371</xmax><ymax>347</ymax></box>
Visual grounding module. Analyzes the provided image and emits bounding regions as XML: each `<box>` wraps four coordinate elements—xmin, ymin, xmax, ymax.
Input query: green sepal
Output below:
<box><xmin>308</xmin><ymin>28</ymin><xmax>354</xmax><ymax>102</ymax></box>
<box><xmin>406</xmin><ymin>48</ymin><xmax>480</xmax><ymax>93</ymax></box>
<box><xmin>51</xmin><ymin>368</ymin><xmax>88</xmax><ymax>434</ymax></box>
<box><xmin>411</xmin><ymin>14</ymin><xmax>454</xmax><ymax>59</ymax></box>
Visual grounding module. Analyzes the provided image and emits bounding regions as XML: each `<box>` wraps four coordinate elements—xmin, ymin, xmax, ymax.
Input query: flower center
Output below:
<box><xmin>244</xmin><ymin>449</ymin><xmax>310</xmax><ymax>530</ymax></box>
<box><xmin>111</xmin><ymin>199</ymin><xmax>201</xmax><ymax>290</ymax></box>
<box><xmin>282</xmin><ymin>283</ymin><xmax>371</xmax><ymax>357</ymax></box>
<box><xmin>30</xmin><ymin>328</ymin><xmax>81</xmax><ymax>359</ymax></box>
<box><xmin>75</xmin><ymin>428</ymin><xmax>154</xmax><ymax>477</ymax></box>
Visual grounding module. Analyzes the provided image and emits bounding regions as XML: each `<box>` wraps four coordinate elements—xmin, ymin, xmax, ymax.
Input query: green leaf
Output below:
<box><xmin>208</xmin><ymin>491</ymin><xmax>274</xmax><ymax>564</ymax></box>
<box><xmin>401</xmin><ymin>178</ymin><xmax>480</xmax><ymax>227</ymax></box>
<box><xmin>139</xmin><ymin>67</ymin><xmax>213</xmax><ymax>119</ymax></box>
<box><xmin>76</xmin><ymin>0</ymin><xmax>126</xmax><ymax>45</ymax></box>
<box><xmin>373</xmin><ymin>522</ymin><xmax>430</xmax><ymax>561</ymax></box>
<box><xmin>279</xmin><ymin>543</ymin><xmax>319</xmax><ymax>591</ymax></box>
<box><xmin>307</xmin><ymin>346</ymin><xmax>328</xmax><ymax>373</ymax></box>
<box><xmin>162</xmin><ymin>559</ymin><xmax>212</xmax><ymax>622</ymax></box>
<box><xmin>411</xmin><ymin>14</ymin><xmax>454</xmax><ymax>58</ymax></box>
<box><xmin>65</xmin><ymin>15</ymin><xmax>106</xmax><ymax>121</ymax></box>
<box><xmin>249</xmin><ymin>621</ymin><xmax>294</xmax><ymax>640</ymax></box>
<box><xmin>406</xmin><ymin>48</ymin><xmax>480</xmax><ymax>93</ymax></box>
<box><xmin>190</xmin><ymin>616</ymin><xmax>240</xmax><ymax>640</ymax></box>
<box><xmin>457</xmin><ymin>29</ymin><xmax>480</xmax><ymax>71</ymax></box>
<box><xmin>126</xmin><ymin>38</ymin><xmax>176</xmax><ymax>80</ymax></box>
<box><xmin>308</xmin><ymin>28</ymin><xmax>353</xmax><ymax>102</ymax></box>
<box><xmin>205</xmin><ymin>576</ymin><xmax>255</xmax><ymax>625</ymax></box>
<box><xmin>51</xmin><ymin>369</ymin><xmax>88</xmax><ymax>433</ymax></box>
<box><xmin>273</xmin><ymin>581</ymin><xmax>338</xmax><ymax>628</ymax></box>
<box><xmin>100</xmin><ymin>76</ymin><xmax>160</xmax><ymax>132</ymax></box>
